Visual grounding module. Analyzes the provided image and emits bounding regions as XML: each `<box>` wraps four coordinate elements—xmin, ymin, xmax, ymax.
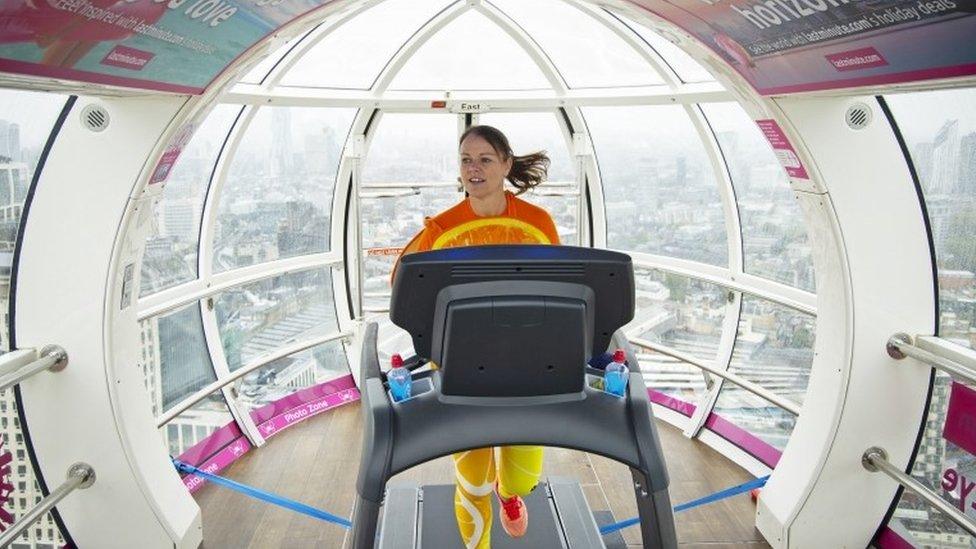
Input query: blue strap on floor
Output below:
<box><xmin>599</xmin><ymin>475</ymin><xmax>770</xmax><ymax>535</ymax></box>
<box><xmin>172</xmin><ymin>459</ymin><xmax>352</xmax><ymax>529</ymax></box>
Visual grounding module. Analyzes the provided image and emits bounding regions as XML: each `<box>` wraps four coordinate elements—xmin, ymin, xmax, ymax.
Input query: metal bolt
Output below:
<box><xmin>68</xmin><ymin>462</ymin><xmax>96</xmax><ymax>489</ymax></box>
<box><xmin>40</xmin><ymin>345</ymin><xmax>68</xmax><ymax>372</ymax></box>
<box><xmin>861</xmin><ymin>447</ymin><xmax>886</xmax><ymax>472</ymax></box>
<box><xmin>886</xmin><ymin>333</ymin><xmax>912</xmax><ymax>360</ymax></box>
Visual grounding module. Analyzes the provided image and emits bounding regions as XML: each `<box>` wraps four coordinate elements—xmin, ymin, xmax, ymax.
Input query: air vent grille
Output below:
<box><xmin>81</xmin><ymin>104</ymin><xmax>110</xmax><ymax>132</ymax></box>
<box><xmin>845</xmin><ymin>103</ymin><xmax>872</xmax><ymax>130</ymax></box>
<box><xmin>451</xmin><ymin>263</ymin><xmax>585</xmax><ymax>277</ymax></box>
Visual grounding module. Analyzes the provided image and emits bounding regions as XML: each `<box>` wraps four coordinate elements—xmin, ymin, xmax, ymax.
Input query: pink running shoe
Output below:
<box><xmin>496</xmin><ymin>482</ymin><xmax>528</xmax><ymax>538</ymax></box>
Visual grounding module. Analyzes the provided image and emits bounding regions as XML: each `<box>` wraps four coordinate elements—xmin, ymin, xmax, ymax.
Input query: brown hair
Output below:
<box><xmin>459</xmin><ymin>125</ymin><xmax>550</xmax><ymax>195</ymax></box>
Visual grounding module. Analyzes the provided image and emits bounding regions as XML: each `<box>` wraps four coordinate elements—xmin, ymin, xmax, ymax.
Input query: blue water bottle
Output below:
<box><xmin>604</xmin><ymin>349</ymin><xmax>630</xmax><ymax>397</ymax></box>
<box><xmin>388</xmin><ymin>354</ymin><xmax>412</xmax><ymax>402</ymax></box>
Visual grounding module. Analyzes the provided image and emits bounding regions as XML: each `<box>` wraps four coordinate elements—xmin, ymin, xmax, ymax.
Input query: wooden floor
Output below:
<box><xmin>196</xmin><ymin>402</ymin><xmax>770</xmax><ymax>548</ymax></box>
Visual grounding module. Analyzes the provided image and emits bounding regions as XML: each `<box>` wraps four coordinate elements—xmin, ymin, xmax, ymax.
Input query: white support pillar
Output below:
<box><xmin>753</xmin><ymin>95</ymin><xmax>934</xmax><ymax>547</ymax></box>
<box><xmin>14</xmin><ymin>95</ymin><xmax>202</xmax><ymax>548</ymax></box>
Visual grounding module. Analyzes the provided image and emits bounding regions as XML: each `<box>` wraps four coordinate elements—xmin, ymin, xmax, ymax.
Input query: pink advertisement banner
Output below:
<box><xmin>943</xmin><ymin>381</ymin><xmax>976</xmax><ymax>457</ymax></box>
<box><xmin>632</xmin><ymin>0</ymin><xmax>976</xmax><ymax>95</ymax></box>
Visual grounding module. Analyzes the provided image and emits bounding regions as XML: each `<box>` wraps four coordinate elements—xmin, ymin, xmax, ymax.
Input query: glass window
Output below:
<box><xmin>479</xmin><ymin>112</ymin><xmax>578</xmax><ymax>244</ymax></box>
<box><xmin>279</xmin><ymin>0</ymin><xmax>456</xmax><ymax>89</ymax></box>
<box><xmin>239</xmin><ymin>29</ymin><xmax>312</xmax><ymax>85</ymax></box>
<box><xmin>389</xmin><ymin>11</ymin><xmax>551</xmax><ymax>91</ymax></box>
<box><xmin>235</xmin><ymin>339</ymin><xmax>350</xmax><ymax>416</ymax></box>
<box><xmin>886</xmin><ymin>89</ymin><xmax>976</xmax><ymax>350</ymax></box>
<box><xmin>162</xmin><ymin>391</ymin><xmax>235</xmax><ymax>459</ymax></box>
<box><xmin>611</xmin><ymin>12</ymin><xmax>714</xmax><ymax>84</ymax></box>
<box><xmin>628</xmin><ymin>268</ymin><xmax>727</xmax><ymax>405</ymax></box>
<box><xmin>491</xmin><ymin>0</ymin><xmax>664</xmax><ymax>89</ymax></box>
<box><xmin>584</xmin><ymin>105</ymin><xmax>728</xmax><ymax>265</ymax></box>
<box><xmin>141</xmin><ymin>105</ymin><xmax>240</xmax><ymax>296</ymax></box>
<box><xmin>711</xmin><ymin>296</ymin><xmax>815</xmax><ymax>451</ymax></box>
<box><xmin>156</xmin><ymin>304</ymin><xmax>217</xmax><ymax>412</ymax></box>
<box><xmin>363</xmin><ymin>113</ymin><xmax>458</xmax><ymax>184</ymax></box>
<box><xmin>214</xmin><ymin>107</ymin><xmax>354</xmax><ymax>273</ymax></box>
<box><xmin>214</xmin><ymin>269</ymin><xmax>339</xmax><ymax>372</ymax></box>
<box><xmin>886</xmin><ymin>373</ymin><xmax>974</xmax><ymax>546</ymax></box>
<box><xmin>0</xmin><ymin>88</ymin><xmax>75</xmax><ymax>549</ymax></box>
<box><xmin>702</xmin><ymin>102</ymin><xmax>815</xmax><ymax>292</ymax></box>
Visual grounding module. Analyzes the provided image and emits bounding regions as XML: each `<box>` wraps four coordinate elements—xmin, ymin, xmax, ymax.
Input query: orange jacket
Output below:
<box><xmin>393</xmin><ymin>191</ymin><xmax>560</xmax><ymax>279</ymax></box>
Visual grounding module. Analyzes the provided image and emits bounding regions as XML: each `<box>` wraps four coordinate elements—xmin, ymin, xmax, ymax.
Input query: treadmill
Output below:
<box><xmin>348</xmin><ymin>245</ymin><xmax>677</xmax><ymax>549</ymax></box>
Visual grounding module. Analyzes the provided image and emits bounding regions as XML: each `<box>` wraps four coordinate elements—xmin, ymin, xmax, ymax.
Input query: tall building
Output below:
<box><xmin>0</xmin><ymin>120</ymin><xmax>21</xmax><ymax>162</ymax></box>
<box><xmin>270</xmin><ymin>109</ymin><xmax>293</xmax><ymax>180</ymax></box>
<box><xmin>958</xmin><ymin>132</ymin><xmax>976</xmax><ymax>194</ymax></box>
<box><xmin>931</xmin><ymin>119</ymin><xmax>960</xmax><ymax>194</ymax></box>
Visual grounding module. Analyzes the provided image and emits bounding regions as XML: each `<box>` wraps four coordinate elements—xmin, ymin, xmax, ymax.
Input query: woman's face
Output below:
<box><xmin>459</xmin><ymin>134</ymin><xmax>511</xmax><ymax>201</ymax></box>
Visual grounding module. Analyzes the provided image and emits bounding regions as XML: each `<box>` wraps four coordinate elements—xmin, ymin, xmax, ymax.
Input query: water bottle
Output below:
<box><xmin>604</xmin><ymin>349</ymin><xmax>630</xmax><ymax>397</ymax></box>
<box><xmin>388</xmin><ymin>354</ymin><xmax>412</xmax><ymax>402</ymax></box>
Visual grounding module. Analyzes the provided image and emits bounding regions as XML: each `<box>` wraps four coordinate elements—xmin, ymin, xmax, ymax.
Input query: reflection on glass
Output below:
<box><xmin>887</xmin><ymin>374</ymin><xmax>973</xmax><ymax>547</ymax></box>
<box><xmin>215</xmin><ymin>107</ymin><xmax>354</xmax><ymax>273</ymax></box>
<box><xmin>0</xmin><ymin>89</ymin><xmax>67</xmax><ymax>547</ymax></box>
<box><xmin>363</xmin><ymin>113</ymin><xmax>458</xmax><ymax>184</ymax></box>
<box><xmin>702</xmin><ymin>102</ymin><xmax>815</xmax><ymax>291</ymax></box>
<box><xmin>239</xmin><ymin>29</ymin><xmax>312</xmax><ymax>84</ymax></box>
<box><xmin>886</xmin><ymin>89</ymin><xmax>976</xmax><ymax>350</ymax></box>
<box><xmin>711</xmin><ymin>296</ymin><xmax>815</xmax><ymax>450</ymax></box>
<box><xmin>584</xmin><ymin>105</ymin><xmax>727</xmax><ymax>265</ymax></box>
<box><xmin>163</xmin><ymin>391</ymin><xmax>234</xmax><ymax>459</ymax></box>
<box><xmin>214</xmin><ymin>269</ymin><xmax>339</xmax><ymax>372</ymax></box>
<box><xmin>611</xmin><ymin>12</ymin><xmax>715</xmax><ymax>83</ymax></box>
<box><xmin>235</xmin><ymin>339</ymin><xmax>350</xmax><ymax>415</ymax></box>
<box><xmin>885</xmin><ymin>87</ymin><xmax>976</xmax><ymax>547</ymax></box>
<box><xmin>491</xmin><ymin>0</ymin><xmax>664</xmax><ymax>88</ymax></box>
<box><xmin>141</xmin><ymin>105</ymin><xmax>240</xmax><ymax>296</ymax></box>
<box><xmin>157</xmin><ymin>304</ymin><xmax>217</xmax><ymax>412</ymax></box>
<box><xmin>280</xmin><ymin>0</ymin><xmax>455</xmax><ymax>89</ymax></box>
<box><xmin>389</xmin><ymin>11</ymin><xmax>550</xmax><ymax>91</ymax></box>
<box><xmin>627</xmin><ymin>268</ymin><xmax>726</xmax><ymax>404</ymax></box>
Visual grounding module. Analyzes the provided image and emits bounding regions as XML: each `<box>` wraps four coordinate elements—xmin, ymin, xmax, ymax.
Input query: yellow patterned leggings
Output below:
<box><xmin>452</xmin><ymin>446</ymin><xmax>544</xmax><ymax>548</ymax></box>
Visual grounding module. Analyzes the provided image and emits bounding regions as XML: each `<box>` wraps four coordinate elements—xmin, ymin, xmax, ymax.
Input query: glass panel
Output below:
<box><xmin>479</xmin><ymin>112</ymin><xmax>578</xmax><ymax>244</ymax></box>
<box><xmin>584</xmin><ymin>105</ymin><xmax>728</xmax><ymax>265</ymax></box>
<box><xmin>162</xmin><ymin>391</ymin><xmax>234</xmax><ymax>459</ymax></box>
<box><xmin>239</xmin><ymin>29</ymin><xmax>312</xmax><ymax>85</ymax></box>
<box><xmin>389</xmin><ymin>11</ymin><xmax>551</xmax><ymax>91</ymax></box>
<box><xmin>215</xmin><ymin>107</ymin><xmax>354</xmax><ymax>273</ymax></box>
<box><xmin>280</xmin><ymin>0</ymin><xmax>456</xmax><ymax>89</ymax></box>
<box><xmin>214</xmin><ymin>269</ymin><xmax>339</xmax><ymax>372</ymax></box>
<box><xmin>0</xmin><ymin>90</ymin><xmax>67</xmax><ymax>546</ymax></box>
<box><xmin>886</xmin><ymin>373</ymin><xmax>975</xmax><ymax>547</ymax></box>
<box><xmin>628</xmin><ymin>268</ymin><xmax>726</xmax><ymax>404</ymax></box>
<box><xmin>362</xmin><ymin>113</ymin><xmax>458</xmax><ymax>184</ymax></box>
<box><xmin>612</xmin><ymin>12</ymin><xmax>714</xmax><ymax>83</ymax></box>
<box><xmin>712</xmin><ymin>296</ymin><xmax>815</xmax><ymax>450</ymax></box>
<box><xmin>156</xmin><ymin>304</ymin><xmax>217</xmax><ymax>412</ymax></box>
<box><xmin>886</xmin><ymin>89</ymin><xmax>976</xmax><ymax>349</ymax></box>
<box><xmin>478</xmin><ymin>112</ymin><xmax>573</xmax><ymax>181</ymax></box>
<box><xmin>702</xmin><ymin>102</ymin><xmax>815</xmax><ymax>292</ymax></box>
<box><xmin>235</xmin><ymin>339</ymin><xmax>350</xmax><ymax>416</ymax></box>
<box><xmin>491</xmin><ymin>0</ymin><xmax>664</xmax><ymax>88</ymax></box>
<box><xmin>141</xmin><ymin>105</ymin><xmax>240</xmax><ymax>296</ymax></box>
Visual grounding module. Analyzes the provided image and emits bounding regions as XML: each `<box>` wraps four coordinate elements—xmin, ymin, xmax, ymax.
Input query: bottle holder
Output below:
<box><xmin>388</xmin><ymin>377</ymin><xmax>434</xmax><ymax>404</ymax></box>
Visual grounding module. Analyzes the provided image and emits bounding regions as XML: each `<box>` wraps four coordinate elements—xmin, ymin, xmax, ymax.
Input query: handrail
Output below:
<box><xmin>0</xmin><ymin>345</ymin><xmax>67</xmax><ymax>393</ymax></box>
<box><xmin>887</xmin><ymin>333</ymin><xmax>976</xmax><ymax>387</ymax></box>
<box><xmin>156</xmin><ymin>330</ymin><xmax>351</xmax><ymax>427</ymax></box>
<box><xmin>862</xmin><ymin>447</ymin><xmax>976</xmax><ymax>537</ymax></box>
<box><xmin>629</xmin><ymin>336</ymin><xmax>802</xmax><ymax>415</ymax></box>
<box><xmin>0</xmin><ymin>463</ymin><xmax>95</xmax><ymax>547</ymax></box>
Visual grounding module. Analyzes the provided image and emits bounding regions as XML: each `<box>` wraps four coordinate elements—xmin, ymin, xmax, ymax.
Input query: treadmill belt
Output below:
<box><xmin>420</xmin><ymin>483</ymin><xmax>564</xmax><ymax>548</ymax></box>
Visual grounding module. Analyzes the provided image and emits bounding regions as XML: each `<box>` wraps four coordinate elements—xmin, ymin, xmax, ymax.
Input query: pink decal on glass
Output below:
<box><xmin>756</xmin><ymin>119</ymin><xmax>810</xmax><ymax>180</ymax></box>
<box><xmin>256</xmin><ymin>388</ymin><xmax>360</xmax><ymax>439</ymax></box>
<box><xmin>943</xmin><ymin>382</ymin><xmax>976</xmax><ymax>456</ymax></box>
<box><xmin>875</xmin><ymin>526</ymin><xmax>915</xmax><ymax>549</ymax></box>
<box><xmin>826</xmin><ymin>47</ymin><xmax>889</xmax><ymax>72</ymax></box>
<box><xmin>705</xmin><ymin>413</ymin><xmax>783</xmax><ymax>468</ymax></box>
<box><xmin>648</xmin><ymin>389</ymin><xmax>698</xmax><ymax>417</ymax></box>
<box><xmin>149</xmin><ymin>122</ymin><xmax>197</xmax><ymax>185</ymax></box>
<box><xmin>182</xmin><ymin>437</ymin><xmax>252</xmax><ymax>494</ymax></box>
